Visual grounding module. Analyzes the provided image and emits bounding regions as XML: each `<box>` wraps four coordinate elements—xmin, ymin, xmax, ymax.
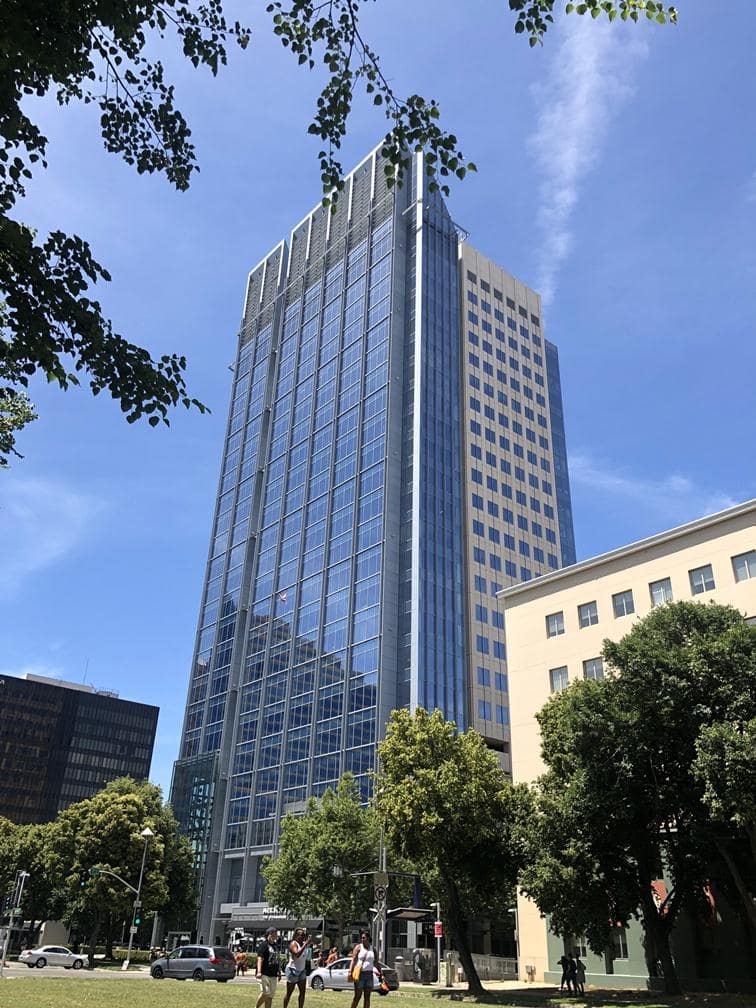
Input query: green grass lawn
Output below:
<box><xmin>1</xmin><ymin>980</ymin><xmax>754</xmax><ymax>1008</ymax></box>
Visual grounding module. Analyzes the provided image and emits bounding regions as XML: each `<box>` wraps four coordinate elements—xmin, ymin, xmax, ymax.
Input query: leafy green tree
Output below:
<box><xmin>694</xmin><ymin>718</ymin><xmax>756</xmax><ymax>930</ymax></box>
<box><xmin>9</xmin><ymin>822</ymin><xmax>67</xmax><ymax>946</ymax></box>
<box><xmin>0</xmin><ymin>816</ymin><xmax>21</xmax><ymax>899</ymax></box>
<box><xmin>263</xmin><ymin>774</ymin><xmax>380</xmax><ymax>945</ymax></box>
<box><xmin>508</xmin><ymin>0</ymin><xmax>676</xmax><ymax>45</ymax></box>
<box><xmin>374</xmin><ymin>708</ymin><xmax>532</xmax><ymax>996</ymax></box>
<box><xmin>0</xmin><ymin>818</ymin><xmax>66</xmax><ymax>945</ymax></box>
<box><xmin>0</xmin><ymin>367</ymin><xmax>35</xmax><ymax>468</ymax></box>
<box><xmin>52</xmin><ymin>777</ymin><xmax>194</xmax><ymax>965</ymax></box>
<box><xmin>0</xmin><ymin>819</ymin><xmax>24</xmax><ymax>951</ymax></box>
<box><xmin>1</xmin><ymin>1</ymin><xmax>677</xmax><ymax>464</ymax></box>
<box><xmin>521</xmin><ymin>601</ymin><xmax>756</xmax><ymax>995</ymax></box>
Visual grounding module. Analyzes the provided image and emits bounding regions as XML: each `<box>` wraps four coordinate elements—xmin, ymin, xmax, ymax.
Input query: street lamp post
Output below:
<box><xmin>122</xmin><ymin>827</ymin><xmax>154</xmax><ymax>971</ymax></box>
<box><xmin>0</xmin><ymin>870</ymin><xmax>30</xmax><ymax>979</ymax></box>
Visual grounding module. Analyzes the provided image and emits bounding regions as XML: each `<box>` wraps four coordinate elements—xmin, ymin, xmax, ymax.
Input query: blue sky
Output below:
<box><xmin>1</xmin><ymin>1</ymin><xmax>754</xmax><ymax>794</ymax></box>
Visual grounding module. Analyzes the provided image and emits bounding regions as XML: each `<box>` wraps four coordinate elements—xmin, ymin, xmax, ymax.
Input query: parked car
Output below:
<box><xmin>18</xmin><ymin>946</ymin><xmax>85</xmax><ymax>970</ymax></box>
<box><xmin>150</xmin><ymin>945</ymin><xmax>236</xmax><ymax>983</ymax></box>
<box><xmin>309</xmin><ymin>958</ymin><xmax>399</xmax><ymax>991</ymax></box>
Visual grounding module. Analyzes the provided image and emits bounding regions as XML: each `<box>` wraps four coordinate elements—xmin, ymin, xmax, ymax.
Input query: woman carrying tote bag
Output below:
<box><xmin>349</xmin><ymin>932</ymin><xmax>385</xmax><ymax>1008</ymax></box>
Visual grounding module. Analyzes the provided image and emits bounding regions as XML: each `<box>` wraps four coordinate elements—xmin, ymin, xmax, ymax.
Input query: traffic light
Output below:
<box><xmin>79</xmin><ymin>869</ymin><xmax>88</xmax><ymax>888</ymax></box>
<box><xmin>134</xmin><ymin>910</ymin><xmax>142</xmax><ymax>926</ymax></box>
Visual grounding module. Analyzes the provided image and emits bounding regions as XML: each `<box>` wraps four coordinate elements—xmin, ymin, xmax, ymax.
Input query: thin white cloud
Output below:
<box><xmin>528</xmin><ymin>20</ymin><xmax>649</xmax><ymax>305</ymax></box>
<box><xmin>569</xmin><ymin>452</ymin><xmax>739</xmax><ymax>525</ymax></box>
<box><xmin>0</xmin><ymin>662</ymin><xmax>65</xmax><ymax>680</ymax></box>
<box><xmin>0</xmin><ymin>476</ymin><xmax>104</xmax><ymax>597</ymax></box>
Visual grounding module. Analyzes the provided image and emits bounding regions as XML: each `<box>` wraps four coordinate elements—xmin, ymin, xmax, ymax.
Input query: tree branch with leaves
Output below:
<box><xmin>1</xmin><ymin>0</ymin><xmax>678</xmax><ymax>464</ymax></box>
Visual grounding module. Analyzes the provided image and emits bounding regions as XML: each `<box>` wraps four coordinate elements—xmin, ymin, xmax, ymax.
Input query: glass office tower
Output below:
<box><xmin>171</xmin><ymin>144</ymin><xmax>575</xmax><ymax>941</ymax></box>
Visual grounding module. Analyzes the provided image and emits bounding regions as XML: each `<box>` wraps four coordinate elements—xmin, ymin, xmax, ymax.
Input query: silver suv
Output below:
<box><xmin>150</xmin><ymin>945</ymin><xmax>236</xmax><ymax>982</ymax></box>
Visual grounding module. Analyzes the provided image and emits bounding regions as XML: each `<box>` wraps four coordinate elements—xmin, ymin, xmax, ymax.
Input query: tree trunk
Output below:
<box><xmin>639</xmin><ymin>902</ymin><xmax>681</xmax><ymax>996</ymax></box>
<box><xmin>28</xmin><ymin>920</ymin><xmax>42</xmax><ymax>949</ymax></box>
<box><xmin>86</xmin><ymin>911</ymin><xmax>101</xmax><ymax>970</ymax></box>
<box><xmin>716</xmin><ymin>838</ymin><xmax>756</xmax><ymax>931</ymax></box>
<box><xmin>744</xmin><ymin>822</ymin><xmax>756</xmax><ymax>871</ymax></box>
<box><xmin>443</xmin><ymin>874</ymin><xmax>484</xmax><ymax>996</ymax></box>
<box><xmin>104</xmin><ymin>913</ymin><xmax>114</xmax><ymax>960</ymax></box>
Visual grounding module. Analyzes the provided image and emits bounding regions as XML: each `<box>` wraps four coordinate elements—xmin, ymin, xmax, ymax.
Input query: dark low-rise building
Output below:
<box><xmin>0</xmin><ymin>673</ymin><xmax>158</xmax><ymax>823</ymax></box>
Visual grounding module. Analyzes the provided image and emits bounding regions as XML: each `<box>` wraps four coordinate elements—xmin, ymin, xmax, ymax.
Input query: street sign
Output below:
<box><xmin>130</xmin><ymin>925</ymin><xmax>138</xmax><ymax>935</ymax></box>
<box><xmin>434</xmin><ymin>921</ymin><xmax>443</xmax><ymax>938</ymax></box>
<box><xmin>374</xmin><ymin>885</ymin><xmax>387</xmax><ymax>903</ymax></box>
<box><xmin>374</xmin><ymin>871</ymin><xmax>389</xmax><ymax>887</ymax></box>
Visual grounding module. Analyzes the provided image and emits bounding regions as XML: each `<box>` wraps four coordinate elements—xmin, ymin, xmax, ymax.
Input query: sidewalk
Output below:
<box><xmin>398</xmin><ymin>979</ymin><xmax>543</xmax><ymax>993</ymax></box>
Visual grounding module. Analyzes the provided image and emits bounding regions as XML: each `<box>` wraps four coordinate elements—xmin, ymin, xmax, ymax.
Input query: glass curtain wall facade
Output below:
<box><xmin>172</xmin><ymin>144</ymin><xmax>575</xmax><ymax>941</ymax></box>
<box><xmin>0</xmin><ymin>674</ymin><xmax>158</xmax><ymax>824</ymax></box>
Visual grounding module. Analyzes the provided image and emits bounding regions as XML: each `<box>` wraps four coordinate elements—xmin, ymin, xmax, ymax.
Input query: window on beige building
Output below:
<box><xmin>549</xmin><ymin>666</ymin><xmax>569</xmax><ymax>693</ymax></box>
<box><xmin>611</xmin><ymin>927</ymin><xmax>628</xmax><ymax>959</ymax></box>
<box><xmin>583</xmin><ymin>657</ymin><xmax>604</xmax><ymax>680</ymax></box>
<box><xmin>649</xmin><ymin>577</ymin><xmax>673</xmax><ymax>606</ymax></box>
<box><xmin>732</xmin><ymin>550</ymin><xmax>756</xmax><ymax>582</ymax></box>
<box><xmin>578</xmin><ymin>600</ymin><xmax>598</xmax><ymax>628</ymax></box>
<box><xmin>612</xmin><ymin>589</ymin><xmax>635</xmax><ymax>618</ymax></box>
<box><xmin>546</xmin><ymin>611</ymin><xmax>565</xmax><ymax>637</ymax></box>
<box><xmin>689</xmin><ymin>564</ymin><xmax>716</xmax><ymax>595</ymax></box>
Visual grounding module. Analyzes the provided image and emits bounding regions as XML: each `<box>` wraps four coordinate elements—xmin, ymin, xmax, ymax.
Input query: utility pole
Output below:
<box><xmin>150</xmin><ymin>912</ymin><xmax>161</xmax><ymax>950</ymax></box>
<box><xmin>432</xmin><ymin>901</ymin><xmax>443</xmax><ymax>985</ymax></box>
<box><xmin>373</xmin><ymin>832</ymin><xmax>388</xmax><ymax>966</ymax></box>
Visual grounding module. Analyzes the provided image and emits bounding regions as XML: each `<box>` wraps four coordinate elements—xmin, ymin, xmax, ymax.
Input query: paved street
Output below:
<box><xmin>1</xmin><ymin>963</ymin><xmax>151</xmax><ymax>981</ymax></box>
<box><xmin>1</xmin><ymin>963</ymin><xmax>539</xmax><ymax>992</ymax></box>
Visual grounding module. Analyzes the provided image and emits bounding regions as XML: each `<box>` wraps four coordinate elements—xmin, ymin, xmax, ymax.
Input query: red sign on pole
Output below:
<box><xmin>434</xmin><ymin>921</ymin><xmax>443</xmax><ymax>938</ymax></box>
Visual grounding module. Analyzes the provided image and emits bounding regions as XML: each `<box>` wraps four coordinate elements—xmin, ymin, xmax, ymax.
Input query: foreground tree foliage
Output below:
<box><xmin>694</xmin><ymin>717</ymin><xmax>756</xmax><ymax>930</ymax></box>
<box><xmin>0</xmin><ymin>368</ymin><xmax>36</xmax><ymax>467</ymax></box>
<box><xmin>263</xmin><ymin>774</ymin><xmax>381</xmax><ymax>944</ymax></box>
<box><xmin>0</xmin><ymin>778</ymin><xmax>194</xmax><ymax>960</ymax></box>
<box><xmin>55</xmin><ymin>777</ymin><xmax>195</xmax><ymax>964</ymax></box>
<box><xmin>1</xmin><ymin>817</ymin><xmax>69</xmax><ymax>944</ymax></box>
<box><xmin>375</xmin><ymin>708</ymin><xmax>532</xmax><ymax>996</ymax></box>
<box><xmin>521</xmin><ymin>601</ymin><xmax>756</xmax><ymax>995</ymax></box>
<box><xmin>0</xmin><ymin>1</ymin><xmax>678</xmax><ymax>464</ymax></box>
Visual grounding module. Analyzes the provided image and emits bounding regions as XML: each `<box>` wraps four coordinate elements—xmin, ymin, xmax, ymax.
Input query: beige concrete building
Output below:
<box><xmin>498</xmin><ymin>498</ymin><xmax>756</xmax><ymax>985</ymax></box>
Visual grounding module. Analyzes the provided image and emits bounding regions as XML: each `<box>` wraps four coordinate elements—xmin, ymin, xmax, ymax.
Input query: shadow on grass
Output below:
<box><xmin>419</xmin><ymin>986</ymin><xmax>755</xmax><ymax>1008</ymax></box>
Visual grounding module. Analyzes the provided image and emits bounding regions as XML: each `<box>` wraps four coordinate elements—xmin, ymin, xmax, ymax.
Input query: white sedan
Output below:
<box><xmin>309</xmin><ymin>958</ymin><xmax>399</xmax><ymax>991</ymax></box>
<box><xmin>18</xmin><ymin>945</ymin><xmax>86</xmax><ymax>969</ymax></box>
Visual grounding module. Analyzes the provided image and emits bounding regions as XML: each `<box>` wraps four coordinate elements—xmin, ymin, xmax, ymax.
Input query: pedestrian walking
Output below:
<box><xmin>412</xmin><ymin>948</ymin><xmax>422</xmax><ymax>982</ymax></box>
<box><xmin>557</xmin><ymin>953</ymin><xmax>571</xmax><ymax>993</ymax></box>
<box><xmin>566</xmin><ymin>953</ymin><xmax>578</xmax><ymax>996</ymax></box>
<box><xmin>256</xmin><ymin>927</ymin><xmax>282</xmax><ymax>1008</ymax></box>
<box><xmin>349</xmin><ymin>932</ymin><xmax>384</xmax><ymax>1008</ymax></box>
<box><xmin>573</xmin><ymin>952</ymin><xmax>586</xmax><ymax>996</ymax></box>
<box><xmin>283</xmin><ymin>928</ymin><xmax>312</xmax><ymax>1008</ymax></box>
